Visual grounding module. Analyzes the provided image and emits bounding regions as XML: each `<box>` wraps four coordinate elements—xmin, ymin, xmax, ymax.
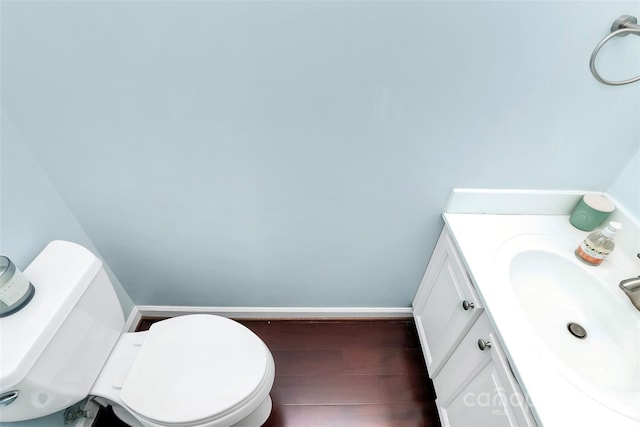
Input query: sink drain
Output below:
<box><xmin>567</xmin><ymin>322</ymin><xmax>587</xmax><ymax>339</ymax></box>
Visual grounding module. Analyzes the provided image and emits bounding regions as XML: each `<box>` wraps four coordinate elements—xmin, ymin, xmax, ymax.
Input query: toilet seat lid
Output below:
<box><xmin>120</xmin><ymin>314</ymin><xmax>270</xmax><ymax>425</ymax></box>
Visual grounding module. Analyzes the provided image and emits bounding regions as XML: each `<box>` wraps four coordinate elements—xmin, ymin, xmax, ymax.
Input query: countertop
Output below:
<box><xmin>443</xmin><ymin>213</ymin><xmax>640</xmax><ymax>427</ymax></box>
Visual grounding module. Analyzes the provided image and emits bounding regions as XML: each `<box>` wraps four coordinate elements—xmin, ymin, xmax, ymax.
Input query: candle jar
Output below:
<box><xmin>0</xmin><ymin>256</ymin><xmax>36</xmax><ymax>317</ymax></box>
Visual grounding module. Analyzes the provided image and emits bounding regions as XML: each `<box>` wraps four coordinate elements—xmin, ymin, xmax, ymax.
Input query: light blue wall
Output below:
<box><xmin>0</xmin><ymin>111</ymin><xmax>134</xmax><ymax>427</ymax></box>
<box><xmin>0</xmin><ymin>111</ymin><xmax>134</xmax><ymax>313</ymax></box>
<box><xmin>2</xmin><ymin>1</ymin><xmax>639</xmax><ymax>307</ymax></box>
<box><xmin>609</xmin><ymin>147</ymin><xmax>640</xmax><ymax>218</ymax></box>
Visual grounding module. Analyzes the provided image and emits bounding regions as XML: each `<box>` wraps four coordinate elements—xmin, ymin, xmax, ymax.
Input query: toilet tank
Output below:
<box><xmin>0</xmin><ymin>241</ymin><xmax>125</xmax><ymax>422</ymax></box>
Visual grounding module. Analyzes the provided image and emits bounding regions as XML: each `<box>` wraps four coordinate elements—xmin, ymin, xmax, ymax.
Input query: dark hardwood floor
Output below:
<box><xmin>93</xmin><ymin>317</ymin><xmax>440</xmax><ymax>427</ymax></box>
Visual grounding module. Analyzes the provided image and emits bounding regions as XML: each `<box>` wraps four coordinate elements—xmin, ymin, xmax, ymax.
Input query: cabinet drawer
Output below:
<box><xmin>434</xmin><ymin>314</ymin><xmax>536</xmax><ymax>427</ymax></box>
<box><xmin>413</xmin><ymin>228</ymin><xmax>483</xmax><ymax>376</ymax></box>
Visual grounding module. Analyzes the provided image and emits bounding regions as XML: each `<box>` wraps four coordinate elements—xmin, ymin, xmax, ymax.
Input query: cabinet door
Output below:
<box><xmin>433</xmin><ymin>314</ymin><xmax>536</xmax><ymax>427</ymax></box>
<box><xmin>413</xmin><ymin>228</ymin><xmax>482</xmax><ymax>376</ymax></box>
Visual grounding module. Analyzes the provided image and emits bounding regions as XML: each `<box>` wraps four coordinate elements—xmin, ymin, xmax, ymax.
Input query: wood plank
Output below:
<box><xmin>264</xmin><ymin>403</ymin><xmax>440</xmax><ymax>427</ymax></box>
<box><xmin>271</xmin><ymin>374</ymin><xmax>435</xmax><ymax>405</ymax></box>
<box><xmin>240</xmin><ymin>320</ymin><xmax>421</xmax><ymax>350</ymax></box>
<box><xmin>271</xmin><ymin>349</ymin><xmax>345</xmax><ymax>376</ymax></box>
<box><xmin>341</xmin><ymin>347</ymin><xmax>427</xmax><ymax>376</ymax></box>
<box><xmin>271</xmin><ymin>348</ymin><xmax>427</xmax><ymax>377</ymax></box>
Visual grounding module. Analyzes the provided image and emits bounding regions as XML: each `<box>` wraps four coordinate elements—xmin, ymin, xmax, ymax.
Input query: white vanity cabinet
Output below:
<box><xmin>413</xmin><ymin>227</ymin><xmax>536</xmax><ymax>427</ymax></box>
<box><xmin>412</xmin><ymin>228</ymin><xmax>483</xmax><ymax>376</ymax></box>
<box><xmin>432</xmin><ymin>313</ymin><xmax>536</xmax><ymax>427</ymax></box>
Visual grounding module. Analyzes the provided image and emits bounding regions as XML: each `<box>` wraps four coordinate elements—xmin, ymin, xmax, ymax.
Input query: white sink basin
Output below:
<box><xmin>495</xmin><ymin>235</ymin><xmax>640</xmax><ymax>420</ymax></box>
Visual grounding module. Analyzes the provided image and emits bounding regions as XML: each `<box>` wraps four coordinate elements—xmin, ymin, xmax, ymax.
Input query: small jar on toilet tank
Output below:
<box><xmin>0</xmin><ymin>256</ymin><xmax>35</xmax><ymax>317</ymax></box>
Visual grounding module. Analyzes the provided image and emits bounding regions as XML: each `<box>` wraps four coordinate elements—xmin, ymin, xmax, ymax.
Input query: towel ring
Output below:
<box><xmin>589</xmin><ymin>15</ymin><xmax>640</xmax><ymax>86</ymax></box>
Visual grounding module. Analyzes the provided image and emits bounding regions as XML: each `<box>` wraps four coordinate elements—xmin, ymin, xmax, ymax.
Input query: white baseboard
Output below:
<box><xmin>123</xmin><ymin>308</ymin><xmax>143</xmax><ymax>333</ymax></box>
<box><xmin>124</xmin><ymin>305</ymin><xmax>413</xmax><ymax>332</ymax></box>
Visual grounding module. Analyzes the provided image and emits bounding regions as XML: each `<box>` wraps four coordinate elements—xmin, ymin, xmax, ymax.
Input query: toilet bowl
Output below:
<box><xmin>91</xmin><ymin>314</ymin><xmax>276</xmax><ymax>427</ymax></box>
<box><xmin>0</xmin><ymin>241</ymin><xmax>275</xmax><ymax>427</ymax></box>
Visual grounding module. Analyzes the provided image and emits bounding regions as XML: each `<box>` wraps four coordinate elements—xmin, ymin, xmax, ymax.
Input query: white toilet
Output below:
<box><xmin>0</xmin><ymin>241</ymin><xmax>275</xmax><ymax>427</ymax></box>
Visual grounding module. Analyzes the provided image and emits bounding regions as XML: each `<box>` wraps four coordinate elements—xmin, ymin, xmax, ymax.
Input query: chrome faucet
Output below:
<box><xmin>619</xmin><ymin>254</ymin><xmax>640</xmax><ymax>311</ymax></box>
<box><xmin>620</xmin><ymin>276</ymin><xmax>640</xmax><ymax>310</ymax></box>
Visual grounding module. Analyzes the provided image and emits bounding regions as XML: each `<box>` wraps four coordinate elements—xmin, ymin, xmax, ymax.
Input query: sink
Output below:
<box><xmin>495</xmin><ymin>235</ymin><xmax>640</xmax><ymax>420</ymax></box>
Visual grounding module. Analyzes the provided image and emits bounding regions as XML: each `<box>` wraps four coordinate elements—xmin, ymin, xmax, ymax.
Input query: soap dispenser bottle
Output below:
<box><xmin>575</xmin><ymin>221</ymin><xmax>622</xmax><ymax>266</ymax></box>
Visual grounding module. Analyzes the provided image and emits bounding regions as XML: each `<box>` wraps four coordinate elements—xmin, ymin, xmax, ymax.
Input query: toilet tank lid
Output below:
<box><xmin>0</xmin><ymin>241</ymin><xmax>102</xmax><ymax>390</ymax></box>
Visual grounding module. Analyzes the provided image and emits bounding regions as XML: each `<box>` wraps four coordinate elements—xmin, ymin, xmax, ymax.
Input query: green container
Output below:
<box><xmin>569</xmin><ymin>194</ymin><xmax>615</xmax><ymax>231</ymax></box>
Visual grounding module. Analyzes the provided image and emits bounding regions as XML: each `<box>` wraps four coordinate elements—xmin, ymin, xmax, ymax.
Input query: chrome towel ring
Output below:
<box><xmin>589</xmin><ymin>15</ymin><xmax>640</xmax><ymax>86</ymax></box>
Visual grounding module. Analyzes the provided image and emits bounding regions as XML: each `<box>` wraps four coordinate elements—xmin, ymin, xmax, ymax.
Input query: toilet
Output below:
<box><xmin>0</xmin><ymin>241</ymin><xmax>275</xmax><ymax>427</ymax></box>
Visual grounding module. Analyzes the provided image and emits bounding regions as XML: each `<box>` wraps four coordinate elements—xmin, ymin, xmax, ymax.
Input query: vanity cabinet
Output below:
<box><xmin>432</xmin><ymin>313</ymin><xmax>536</xmax><ymax>427</ymax></box>
<box><xmin>412</xmin><ymin>228</ymin><xmax>483</xmax><ymax>376</ymax></box>
<box><xmin>413</xmin><ymin>227</ymin><xmax>536</xmax><ymax>427</ymax></box>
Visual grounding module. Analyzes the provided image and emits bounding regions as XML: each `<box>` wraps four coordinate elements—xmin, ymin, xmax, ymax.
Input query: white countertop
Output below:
<box><xmin>443</xmin><ymin>213</ymin><xmax>640</xmax><ymax>427</ymax></box>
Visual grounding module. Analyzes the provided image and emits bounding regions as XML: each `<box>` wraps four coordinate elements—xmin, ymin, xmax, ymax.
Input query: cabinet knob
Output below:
<box><xmin>477</xmin><ymin>339</ymin><xmax>492</xmax><ymax>351</ymax></box>
<box><xmin>462</xmin><ymin>300</ymin><xmax>475</xmax><ymax>310</ymax></box>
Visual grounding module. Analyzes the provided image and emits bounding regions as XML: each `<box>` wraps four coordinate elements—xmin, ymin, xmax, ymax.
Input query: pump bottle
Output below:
<box><xmin>575</xmin><ymin>221</ymin><xmax>622</xmax><ymax>266</ymax></box>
